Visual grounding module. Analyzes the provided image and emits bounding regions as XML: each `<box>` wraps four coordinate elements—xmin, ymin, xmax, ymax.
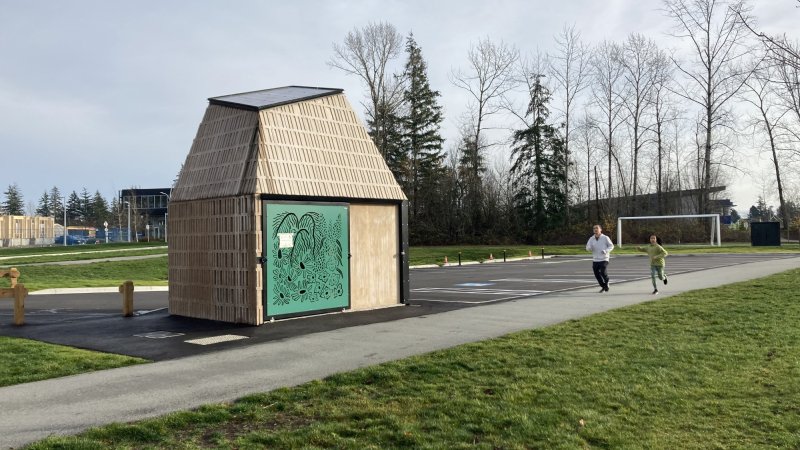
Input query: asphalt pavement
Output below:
<box><xmin>0</xmin><ymin>254</ymin><xmax>798</xmax><ymax>448</ymax></box>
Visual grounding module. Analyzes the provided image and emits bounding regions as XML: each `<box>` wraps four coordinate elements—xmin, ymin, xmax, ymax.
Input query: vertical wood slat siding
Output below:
<box><xmin>349</xmin><ymin>204</ymin><xmax>400</xmax><ymax>310</ymax></box>
<box><xmin>168</xmin><ymin>195</ymin><xmax>261</xmax><ymax>324</ymax></box>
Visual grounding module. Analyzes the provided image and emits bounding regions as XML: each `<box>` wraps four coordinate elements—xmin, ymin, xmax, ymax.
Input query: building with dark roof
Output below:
<box><xmin>168</xmin><ymin>86</ymin><xmax>408</xmax><ymax>325</ymax></box>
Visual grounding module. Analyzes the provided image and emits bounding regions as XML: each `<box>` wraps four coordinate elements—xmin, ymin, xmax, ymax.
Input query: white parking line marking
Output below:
<box><xmin>412</xmin><ymin>287</ymin><xmax>547</xmax><ymax>295</ymax></box>
<box><xmin>491</xmin><ymin>278</ymin><xmax>599</xmax><ymax>283</ymax></box>
<box><xmin>134</xmin><ymin>331</ymin><xmax>185</xmax><ymax>339</ymax></box>
<box><xmin>185</xmin><ymin>335</ymin><xmax>249</xmax><ymax>346</ymax></box>
<box><xmin>413</xmin><ymin>293</ymin><xmax>545</xmax><ymax>304</ymax></box>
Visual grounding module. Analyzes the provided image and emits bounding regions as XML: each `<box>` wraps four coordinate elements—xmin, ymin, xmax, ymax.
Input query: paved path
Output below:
<box><xmin>4</xmin><ymin>253</ymin><xmax>167</xmax><ymax>267</ymax></box>
<box><xmin>0</xmin><ymin>256</ymin><xmax>798</xmax><ymax>448</ymax></box>
<box><xmin>0</xmin><ymin>247</ymin><xmax>167</xmax><ymax>262</ymax></box>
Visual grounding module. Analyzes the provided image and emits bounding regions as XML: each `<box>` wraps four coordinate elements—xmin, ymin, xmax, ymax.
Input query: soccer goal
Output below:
<box><xmin>616</xmin><ymin>214</ymin><xmax>721</xmax><ymax>248</ymax></box>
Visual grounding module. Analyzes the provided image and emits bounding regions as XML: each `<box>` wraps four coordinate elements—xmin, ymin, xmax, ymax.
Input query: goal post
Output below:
<box><xmin>616</xmin><ymin>214</ymin><xmax>721</xmax><ymax>248</ymax></box>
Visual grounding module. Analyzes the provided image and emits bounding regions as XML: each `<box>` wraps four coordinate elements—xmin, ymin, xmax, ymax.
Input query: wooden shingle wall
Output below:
<box><xmin>171</xmin><ymin>105</ymin><xmax>259</xmax><ymax>202</ymax></box>
<box><xmin>243</xmin><ymin>94</ymin><xmax>406</xmax><ymax>200</ymax></box>
<box><xmin>168</xmin><ymin>195</ymin><xmax>263</xmax><ymax>324</ymax></box>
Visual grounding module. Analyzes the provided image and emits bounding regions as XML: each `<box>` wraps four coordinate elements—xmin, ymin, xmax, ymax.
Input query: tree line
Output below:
<box><xmin>329</xmin><ymin>0</ymin><xmax>800</xmax><ymax>244</ymax></box>
<box><xmin>3</xmin><ymin>1</ymin><xmax>799</xmax><ymax>245</ymax></box>
<box><xmin>0</xmin><ymin>183</ymin><xmax>123</xmax><ymax>229</ymax></box>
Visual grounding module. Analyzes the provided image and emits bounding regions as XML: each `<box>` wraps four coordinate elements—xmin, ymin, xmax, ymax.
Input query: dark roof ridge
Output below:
<box><xmin>208</xmin><ymin>86</ymin><xmax>344</xmax><ymax>111</ymax></box>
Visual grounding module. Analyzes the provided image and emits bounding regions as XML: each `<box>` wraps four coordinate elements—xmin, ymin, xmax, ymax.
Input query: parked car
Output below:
<box><xmin>54</xmin><ymin>235</ymin><xmax>87</xmax><ymax>245</ymax></box>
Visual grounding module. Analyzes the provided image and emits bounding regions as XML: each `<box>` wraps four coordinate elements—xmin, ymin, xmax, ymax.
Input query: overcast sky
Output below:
<box><xmin>1</xmin><ymin>0</ymin><xmax>797</xmax><ymax>213</ymax></box>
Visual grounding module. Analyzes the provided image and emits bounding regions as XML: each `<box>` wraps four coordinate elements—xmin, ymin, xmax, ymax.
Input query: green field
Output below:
<box><xmin>409</xmin><ymin>243</ymin><xmax>800</xmax><ymax>266</ymax></box>
<box><xmin>0</xmin><ymin>242</ymin><xmax>165</xmax><ymax>258</ymax></box>
<box><xmin>0</xmin><ymin>243</ymin><xmax>796</xmax><ymax>291</ymax></box>
<box><xmin>26</xmin><ymin>268</ymin><xmax>800</xmax><ymax>449</ymax></box>
<box><xmin>0</xmin><ymin>337</ymin><xmax>146</xmax><ymax>387</ymax></box>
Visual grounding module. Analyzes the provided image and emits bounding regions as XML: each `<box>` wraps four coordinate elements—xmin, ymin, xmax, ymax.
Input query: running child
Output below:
<box><xmin>637</xmin><ymin>234</ymin><xmax>668</xmax><ymax>295</ymax></box>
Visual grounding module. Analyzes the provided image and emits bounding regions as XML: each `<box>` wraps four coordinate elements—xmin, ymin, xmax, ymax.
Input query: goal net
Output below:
<box><xmin>616</xmin><ymin>214</ymin><xmax>721</xmax><ymax>247</ymax></box>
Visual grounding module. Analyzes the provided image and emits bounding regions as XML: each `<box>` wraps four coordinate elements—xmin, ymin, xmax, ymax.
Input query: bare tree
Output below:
<box><xmin>450</xmin><ymin>38</ymin><xmax>519</xmax><ymax>236</ymax></box>
<box><xmin>549</xmin><ymin>25</ymin><xmax>592</xmax><ymax>224</ymax></box>
<box><xmin>589</xmin><ymin>40</ymin><xmax>626</xmax><ymax>216</ymax></box>
<box><xmin>575</xmin><ymin>113</ymin><xmax>599</xmax><ymax>220</ymax></box>
<box><xmin>741</xmin><ymin>62</ymin><xmax>791</xmax><ymax>237</ymax></box>
<box><xmin>662</xmin><ymin>0</ymin><xmax>756</xmax><ymax>213</ymax></box>
<box><xmin>451</xmin><ymin>37</ymin><xmax>520</xmax><ymax>171</ymax></box>
<box><xmin>772</xmin><ymin>42</ymin><xmax>800</xmax><ymax>153</ymax></box>
<box><xmin>734</xmin><ymin>2</ymin><xmax>800</xmax><ymax>160</ymax></box>
<box><xmin>648</xmin><ymin>47</ymin><xmax>679</xmax><ymax>214</ymax></box>
<box><xmin>735</xmin><ymin>4</ymin><xmax>800</xmax><ymax>71</ymax></box>
<box><xmin>506</xmin><ymin>50</ymin><xmax>550</xmax><ymax>129</ymax></box>
<box><xmin>621</xmin><ymin>33</ymin><xmax>659</xmax><ymax>214</ymax></box>
<box><xmin>328</xmin><ymin>22</ymin><xmax>404</xmax><ymax>158</ymax></box>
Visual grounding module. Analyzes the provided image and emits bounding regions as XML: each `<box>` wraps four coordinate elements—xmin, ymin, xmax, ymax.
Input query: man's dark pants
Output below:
<box><xmin>592</xmin><ymin>261</ymin><xmax>609</xmax><ymax>288</ymax></box>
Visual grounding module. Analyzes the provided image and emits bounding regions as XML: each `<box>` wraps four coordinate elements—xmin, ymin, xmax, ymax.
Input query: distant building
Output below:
<box><xmin>118</xmin><ymin>188</ymin><xmax>172</xmax><ymax>241</ymax></box>
<box><xmin>579</xmin><ymin>186</ymin><xmax>734</xmax><ymax>219</ymax></box>
<box><xmin>0</xmin><ymin>215</ymin><xmax>55</xmax><ymax>247</ymax></box>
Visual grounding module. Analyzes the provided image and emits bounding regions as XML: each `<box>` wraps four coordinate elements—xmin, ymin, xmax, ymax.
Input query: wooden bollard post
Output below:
<box><xmin>119</xmin><ymin>280</ymin><xmax>134</xmax><ymax>317</ymax></box>
<box><xmin>1</xmin><ymin>268</ymin><xmax>26</xmax><ymax>325</ymax></box>
<box><xmin>13</xmin><ymin>284</ymin><xmax>27</xmax><ymax>326</ymax></box>
<box><xmin>8</xmin><ymin>268</ymin><xmax>19</xmax><ymax>288</ymax></box>
<box><xmin>1</xmin><ymin>267</ymin><xmax>20</xmax><ymax>288</ymax></box>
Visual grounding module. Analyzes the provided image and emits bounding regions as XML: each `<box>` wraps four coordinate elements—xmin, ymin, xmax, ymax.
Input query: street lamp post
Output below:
<box><xmin>63</xmin><ymin>196</ymin><xmax>67</xmax><ymax>247</ymax></box>
<box><xmin>159</xmin><ymin>191</ymin><xmax>170</xmax><ymax>243</ymax></box>
<box><xmin>124</xmin><ymin>200</ymin><xmax>131</xmax><ymax>243</ymax></box>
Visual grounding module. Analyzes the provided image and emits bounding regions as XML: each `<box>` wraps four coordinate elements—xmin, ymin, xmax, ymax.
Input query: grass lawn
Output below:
<box><xmin>0</xmin><ymin>243</ymin><xmax>796</xmax><ymax>291</ymax></box>
<box><xmin>27</xmin><ymin>268</ymin><xmax>800</xmax><ymax>449</ymax></box>
<box><xmin>2</xmin><ymin>259</ymin><xmax>169</xmax><ymax>291</ymax></box>
<box><xmin>0</xmin><ymin>337</ymin><xmax>146</xmax><ymax>387</ymax></box>
<box><xmin>0</xmin><ymin>242</ymin><xmax>165</xmax><ymax>258</ymax></box>
<box><xmin>409</xmin><ymin>243</ymin><xmax>800</xmax><ymax>266</ymax></box>
<box><xmin>0</xmin><ymin>247</ymin><xmax>167</xmax><ymax>266</ymax></box>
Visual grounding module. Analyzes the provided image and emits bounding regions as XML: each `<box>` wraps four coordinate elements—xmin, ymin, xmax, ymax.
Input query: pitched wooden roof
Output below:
<box><xmin>172</xmin><ymin>87</ymin><xmax>406</xmax><ymax>202</ymax></box>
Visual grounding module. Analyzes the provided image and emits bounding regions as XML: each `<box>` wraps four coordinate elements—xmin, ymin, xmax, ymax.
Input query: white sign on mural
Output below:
<box><xmin>278</xmin><ymin>233</ymin><xmax>294</xmax><ymax>248</ymax></box>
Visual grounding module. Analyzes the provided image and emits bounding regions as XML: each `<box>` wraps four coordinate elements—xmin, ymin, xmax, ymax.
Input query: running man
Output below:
<box><xmin>586</xmin><ymin>224</ymin><xmax>614</xmax><ymax>293</ymax></box>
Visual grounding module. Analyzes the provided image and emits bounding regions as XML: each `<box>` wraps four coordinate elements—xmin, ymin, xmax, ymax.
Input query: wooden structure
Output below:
<box><xmin>119</xmin><ymin>281</ymin><xmax>135</xmax><ymax>316</ymax></box>
<box><xmin>0</xmin><ymin>215</ymin><xmax>55</xmax><ymax>247</ymax></box>
<box><xmin>169</xmin><ymin>86</ymin><xmax>408</xmax><ymax>325</ymax></box>
<box><xmin>1</xmin><ymin>268</ymin><xmax>27</xmax><ymax>325</ymax></box>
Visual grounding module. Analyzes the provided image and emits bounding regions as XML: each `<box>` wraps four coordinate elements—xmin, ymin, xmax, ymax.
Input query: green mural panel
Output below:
<box><xmin>263</xmin><ymin>202</ymin><xmax>349</xmax><ymax>317</ymax></box>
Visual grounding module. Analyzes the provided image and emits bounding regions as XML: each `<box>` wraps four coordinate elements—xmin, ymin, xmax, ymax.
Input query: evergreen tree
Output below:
<box><xmin>90</xmin><ymin>191</ymin><xmax>110</xmax><ymax>227</ymax></box>
<box><xmin>1</xmin><ymin>183</ymin><xmax>25</xmax><ymax>215</ymax></box>
<box><xmin>79</xmin><ymin>187</ymin><xmax>92</xmax><ymax>225</ymax></box>
<box><xmin>456</xmin><ymin>131</ymin><xmax>487</xmax><ymax>240</ymax></box>
<box><xmin>36</xmin><ymin>191</ymin><xmax>51</xmax><ymax>216</ymax></box>
<box><xmin>66</xmin><ymin>191</ymin><xmax>81</xmax><ymax>224</ymax></box>
<box><xmin>510</xmin><ymin>74</ymin><xmax>567</xmax><ymax>242</ymax></box>
<box><xmin>49</xmin><ymin>186</ymin><xmax>64</xmax><ymax>224</ymax></box>
<box><xmin>372</xmin><ymin>99</ymin><xmax>408</xmax><ymax>185</ymax></box>
<box><xmin>730</xmin><ymin>208</ymin><xmax>740</xmax><ymax>224</ymax></box>
<box><xmin>109</xmin><ymin>197</ymin><xmax>122</xmax><ymax>230</ymax></box>
<box><xmin>749</xmin><ymin>196</ymin><xmax>774</xmax><ymax>222</ymax></box>
<box><xmin>401</xmin><ymin>33</ymin><xmax>446</xmax><ymax>235</ymax></box>
<box><xmin>748</xmin><ymin>205</ymin><xmax>762</xmax><ymax>222</ymax></box>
